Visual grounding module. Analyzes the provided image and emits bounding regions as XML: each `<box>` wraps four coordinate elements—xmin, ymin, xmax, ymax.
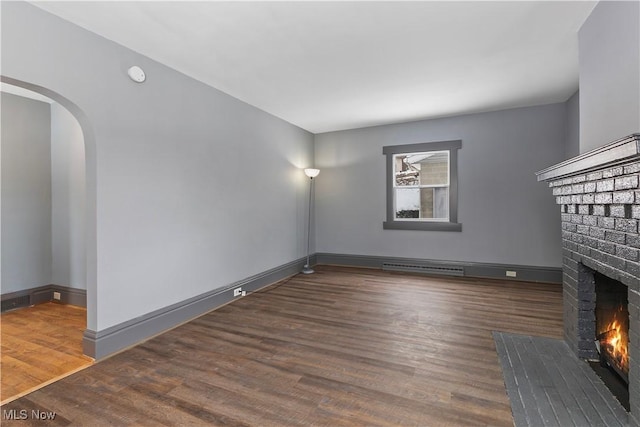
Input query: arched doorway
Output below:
<box><xmin>0</xmin><ymin>77</ymin><xmax>97</xmax><ymax>402</ymax></box>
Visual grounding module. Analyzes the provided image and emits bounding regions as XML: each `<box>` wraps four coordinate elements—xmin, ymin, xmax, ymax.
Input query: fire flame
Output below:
<box><xmin>600</xmin><ymin>310</ymin><xmax>629</xmax><ymax>375</ymax></box>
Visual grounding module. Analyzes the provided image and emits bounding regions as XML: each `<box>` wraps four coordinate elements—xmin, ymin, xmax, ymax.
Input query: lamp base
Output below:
<box><xmin>302</xmin><ymin>265</ymin><xmax>314</xmax><ymax>274</ymax></box>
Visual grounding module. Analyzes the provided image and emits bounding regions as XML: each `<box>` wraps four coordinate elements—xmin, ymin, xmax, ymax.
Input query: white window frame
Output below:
<box><xmin>383</xmin><ymin>140</ymin><xmax>462</xmax><ymax>231</ymax></box>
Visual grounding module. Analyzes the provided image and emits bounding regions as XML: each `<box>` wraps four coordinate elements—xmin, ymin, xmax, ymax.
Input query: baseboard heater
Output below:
<box><xmin>1</xmin><ymin>295</ymin><xmax>31</xmax><ymax>312</ymax></box>
<box><xmin>382</xmin><ymin>262</ymin><xmax>464</xmax><ymax>276</ymax></box>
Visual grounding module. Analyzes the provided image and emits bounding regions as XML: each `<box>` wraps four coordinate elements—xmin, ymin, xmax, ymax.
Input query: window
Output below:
<box><xmin>383</xmin><ymin>140</ymin><xmax>461</xmax><ymax>231</ymax></box>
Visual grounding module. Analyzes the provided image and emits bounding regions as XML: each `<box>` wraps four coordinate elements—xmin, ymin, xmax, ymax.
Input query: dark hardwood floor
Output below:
<box><xmin>0</xmin><ymin>266</ymin><xmax>563</xmax><ymax>426</ymax></box>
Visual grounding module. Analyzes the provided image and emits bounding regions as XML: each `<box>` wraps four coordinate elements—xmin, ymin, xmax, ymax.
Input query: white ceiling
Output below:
<box><xmin>31</xmin><ymin>1</ymin><xmax>597</xmax><ymax>134</ymax></box>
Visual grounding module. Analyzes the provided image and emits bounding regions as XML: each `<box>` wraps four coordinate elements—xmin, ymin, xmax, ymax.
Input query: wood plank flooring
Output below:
<box><xmin>0</xmin><ymin>266</ymin><xmax>563</xmax><ymax>426</ymax></box>
<box><xmin>1</xmin><ymin>302</ymin><xmax>93</xmax><ymax>404</ymax></box>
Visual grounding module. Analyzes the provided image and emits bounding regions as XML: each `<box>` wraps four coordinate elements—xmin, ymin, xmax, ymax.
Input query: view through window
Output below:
<box><xmin>394</xmin><ymin>151</ymin><xmax>450</xmax><ymax>221</ymax></box>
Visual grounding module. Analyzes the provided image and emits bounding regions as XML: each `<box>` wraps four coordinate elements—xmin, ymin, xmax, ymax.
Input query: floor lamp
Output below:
<box><xmin>303</xmin><ymin>168</ymin><xmax>320</xmax><ymax>274</ymax></box>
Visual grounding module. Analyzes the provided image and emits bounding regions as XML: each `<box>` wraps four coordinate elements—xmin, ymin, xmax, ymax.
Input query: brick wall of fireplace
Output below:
<box><xmin>538</xmin><ymin>134</ymin><xmax>640</xmax><ymax>427</ymax></box>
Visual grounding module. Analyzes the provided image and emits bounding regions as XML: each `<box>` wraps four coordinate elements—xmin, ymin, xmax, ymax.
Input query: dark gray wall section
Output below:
<box><xmin>1</xmin><ymin>92</ymin><xmax>52</xmax><ymax>293</ymax></box>
<box><xmin>579</xmin><ymin>1</ymin><xmax>640</xmax><ymax>153</ymax></box>
<box><xmin>1</xmin><ymin>2</ymin><xmax>314</xmax><ymax>343</ymax></box>
<box><xmin>565</xmin><ymin>91</ymin><xmax>580</xmax><ymax>160</ymax></box>
<box><xmin>314</xmin><ymin>103</ymin><xmax>567</xmax><ymax>268</ymax></box>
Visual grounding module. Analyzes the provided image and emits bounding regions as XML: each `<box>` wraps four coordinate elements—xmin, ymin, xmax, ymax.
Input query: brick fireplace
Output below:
<box><xmin>537</xmin><ymin>133</ymin><xmax>640</xmax><ymax>426</ymax></box>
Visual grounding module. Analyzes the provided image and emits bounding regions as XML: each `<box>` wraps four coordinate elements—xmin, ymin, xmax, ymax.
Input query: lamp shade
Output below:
<box><xmin>304</xmin><ymin>168</ymin><xmax>320</xmax><ymax>178</ymax></box>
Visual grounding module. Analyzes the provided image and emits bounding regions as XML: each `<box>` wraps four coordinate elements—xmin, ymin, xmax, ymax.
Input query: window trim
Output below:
<box><xmin>383</xmin><ymin>140</ymin><xmax>462</xmax><ymax>231</ymax></box>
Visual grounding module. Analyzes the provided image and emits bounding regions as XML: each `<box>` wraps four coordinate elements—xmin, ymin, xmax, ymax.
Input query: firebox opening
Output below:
<box><xmin>592</xmin><ymin>272</ymin><xmax>630</xmax><ymax>411</ymax></box>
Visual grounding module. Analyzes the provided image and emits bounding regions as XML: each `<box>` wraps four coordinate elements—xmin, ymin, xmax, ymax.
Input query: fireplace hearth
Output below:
<box><xmin>537</xmin><ymin>133</ymin><xmax>640</xmax><ymax>427</ymax></box>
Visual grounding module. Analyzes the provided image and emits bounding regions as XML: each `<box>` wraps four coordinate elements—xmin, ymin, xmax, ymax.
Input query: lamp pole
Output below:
<box><xmin>303</xmin><ymin>168</ymin><xmax>320</xmax><ymax>274</ymax></box>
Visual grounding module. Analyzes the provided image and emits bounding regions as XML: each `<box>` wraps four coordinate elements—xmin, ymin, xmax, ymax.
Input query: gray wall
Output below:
<box><xmin>51</xmin><ymin>102</ymin><xmax>86</xmax><ymax>289</ymax></box>
<box><xmin>1</xmin><ymin>2</ymin><xmax>314</xmax><ymax>332</ymax></box>
<box><xmin>1</xmin><ymin>93</ymin><xmax>52</xmax><ymax>293</ymax></box>
<box><xmin>565</xmin><ymin>91</ymin><xmax>580</xmax><ymax>160</ymax></box>
<box><xmin>578</xmin><ymin>1</ymin><xmax>640</xmax><ymax>152</ymax></box>
<box><xmin>314</xmin><ymin>103</ymin><xmax>566</xmax><ymax>268</ymax></box>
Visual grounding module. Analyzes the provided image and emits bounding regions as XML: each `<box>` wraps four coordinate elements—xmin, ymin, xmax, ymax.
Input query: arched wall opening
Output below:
<box><xmin>1</xmin><ymin>76</ymin><xmax>97</xmax><ymax>355</ymax></box>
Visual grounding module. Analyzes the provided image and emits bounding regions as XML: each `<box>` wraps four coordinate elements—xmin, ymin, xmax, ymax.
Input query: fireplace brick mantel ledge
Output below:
<box><xmin>537</xmin><ymin>133</ymin><xmax>640</xmax><ymax>182</ymax></box>
<box><xmin>537</xmin><ymin>133</ymin><xmax>640</xmax><ymax>427</ymax></box>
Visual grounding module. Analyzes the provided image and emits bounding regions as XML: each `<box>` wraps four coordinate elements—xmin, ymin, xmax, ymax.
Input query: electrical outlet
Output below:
<box><xmin>506</xmin><ymin>271</ymin><xmax>517</xmax><ymax>278</ymax></box>
<box><xmin>233</xmin><ymin>288</ymin><xmax>243</xmax><ymax>297</ymax></box>
<box><xmin>53</xmin><ymin>291</ymin><xmax>61</xmax><ymax>300</ymax></box>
